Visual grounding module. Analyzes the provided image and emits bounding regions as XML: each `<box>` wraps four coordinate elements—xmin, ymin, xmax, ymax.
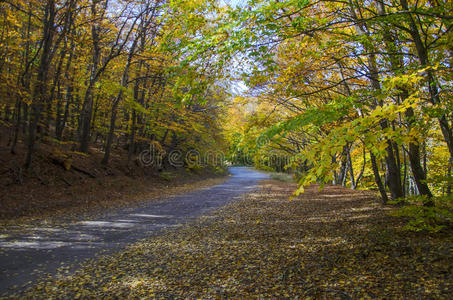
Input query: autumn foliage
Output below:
<box><xmin>0</xmin><ymin>0</ymin><xmax>226</xmax><ymax>171</ymax></box>
<box><xmin>219</xmin><ymin>0</ymin><xmax>452</xmax><ymax>226</ymax></box>
<box><xmin>0</xmin><ymin>0</ymin><xmax>452</xmax><ymax>228</ymax></box>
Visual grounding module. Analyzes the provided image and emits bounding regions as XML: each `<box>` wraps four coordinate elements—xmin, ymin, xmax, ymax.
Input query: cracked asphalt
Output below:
<box><xmin>0</xmin><ymin>167</ymin><xmax>268</xmax><ymax>296</ymax></box>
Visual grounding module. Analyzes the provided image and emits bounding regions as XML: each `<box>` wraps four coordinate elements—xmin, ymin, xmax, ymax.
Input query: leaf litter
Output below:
<box><xmin>10</xmin><ymin>180</ymin><xmax>453</xmax><ymax>299</ymax></box>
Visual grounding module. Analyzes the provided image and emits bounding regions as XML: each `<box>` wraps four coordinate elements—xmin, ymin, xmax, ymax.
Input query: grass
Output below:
<box><xmin>269</xmin><ymin>172</ymin><xmax>295</xmax><ymax>182</ymax></box>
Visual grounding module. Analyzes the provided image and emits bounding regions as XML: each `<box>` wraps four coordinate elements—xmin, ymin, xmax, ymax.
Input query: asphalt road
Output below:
<box><xmin>0</xmin><ymin>167</ymin><xmax>268</xmax><ymax>296</ymax></box>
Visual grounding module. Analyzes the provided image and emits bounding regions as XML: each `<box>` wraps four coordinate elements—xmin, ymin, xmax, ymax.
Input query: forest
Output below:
<box><xmin>0</xmin><ymin>0</ymin><xmax>452</xmax><ymax>228</ymax></box>
<box><xmin>0</xmin><ymin>0</ymin><xmax>452</xmax><ymax>298</ymax></box>
<box><xmin>0</xmin><ymin>0</ymin><xmax>227</xmax><ymax>170</ymax></box>
<box><xmin>220</xmin><ymin>0</ymin><xmax>453</xmax><ymax>230</ymax></box>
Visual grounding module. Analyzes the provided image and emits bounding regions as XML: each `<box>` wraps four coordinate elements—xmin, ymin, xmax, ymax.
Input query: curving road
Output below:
<box><xmin>0</xmin><ymin>167</ymin><xmax>268</xmax><ymax>296</ymax></box>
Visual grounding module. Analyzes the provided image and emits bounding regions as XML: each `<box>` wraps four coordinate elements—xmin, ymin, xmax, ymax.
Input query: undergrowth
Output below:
<box><xmin>390</xmin><ymin>195</ymin><xmax>453</xmax><ymax>232</ymax></box>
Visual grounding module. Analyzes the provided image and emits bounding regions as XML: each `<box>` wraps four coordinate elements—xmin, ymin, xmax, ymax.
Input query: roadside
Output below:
<box><xmin>1</xmin><ymin>141</ymin><xmax>227</xmax><ymax>224</ymax></box>
<box><xmin>16</xmin><ymin>179</ymin><xmax>453</xmax><ymax>299</ymax></box>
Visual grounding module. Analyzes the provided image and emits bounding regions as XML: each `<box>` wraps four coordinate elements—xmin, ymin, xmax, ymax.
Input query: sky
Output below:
<box><xmin>219</xmin><ymin>0</ymin><xmax>247</xmax><ymax>8</ymax></box>
<box><xmin>216</xmin><ymin>0</ymin><xmax>252</xmax><ymax>96</ymax></box>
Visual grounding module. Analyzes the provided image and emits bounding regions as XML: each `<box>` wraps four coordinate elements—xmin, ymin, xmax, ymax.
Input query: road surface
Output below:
<box><xmin>0</xmin><ymin>167</ymin><xmax>268</xmax><ymax>296</ymax></box>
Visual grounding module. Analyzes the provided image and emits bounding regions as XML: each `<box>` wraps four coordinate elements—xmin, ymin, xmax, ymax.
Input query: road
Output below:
<box><xmin>0</xmin><ymin>167</ymin><xmax>268</xmax><ymax>296</ymax></box>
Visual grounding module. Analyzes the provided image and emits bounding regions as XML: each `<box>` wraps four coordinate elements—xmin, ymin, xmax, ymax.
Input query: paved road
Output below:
<box><xmin>0</xmin><ymin>167</ymin><xmax>268</xmax><ymax>296</ymax></box>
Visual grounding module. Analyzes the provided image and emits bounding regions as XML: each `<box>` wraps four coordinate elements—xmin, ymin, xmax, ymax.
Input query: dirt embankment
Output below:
<box><xmin>0</xmin><ymin>141</ymin><xmax>227</xmax><ymax>223</ymax></box>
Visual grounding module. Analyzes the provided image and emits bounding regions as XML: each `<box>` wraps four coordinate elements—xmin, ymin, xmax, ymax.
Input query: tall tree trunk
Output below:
<box><xmin>447</xmin><ymin>161</ymin><xmax>452</xmax><ymax>196</ymax></box>
<box><xmin>24</xmin><ymin>0</ymin><xmax>56</xmax><ymax>169</ymax></box>
<box><xmin>375</xmin><ymin>0</ymin><xmax>433</xmax><ymax>199</ymax></box>
<box><xmin>374</xmin><ymin>0</ymin><xmax>434</xmax><ymax>201</ymax></box>
<box><xmin>337</xmin><ymin>146</ymin><xmax>348</xmax><ymax>186</ymax></box>
<box><xmin>399</xmin><ymin>0</ymin><xmax>453</xmax><ymax>160</ymax></box>
<box><xmin>370</xmin><ymin>152</ymin><xmax>389</xmax><ymax>204</ymax></box>
<box><xmin>404</xmin><ymin>106</ymin><xmax>433</xmax><ymax>198</ymax></box>
<box><xmin>382</xmin><ymin>126</ymin><xmax>404</xmax><ymax>199</ymax></box>
<box><xmin>369</xmin><ymin>52</ymin><xmax>404</xmax><ymax>199</ymax></box>
<box><xmin>10</xmin><ymin>98</ymin><xmax>21</xmax><ymax>154</ymax></box>
<box><xmin>48</xmin><ymin>46</ymin><xmax>66</xmax><ymax>138</ymax></box>
<box><xmin>79</xmin><ymin>74</ymin><xmax>97</xmax><ymax>152</ymax></box>
<box><xmin>22</xmin><ymin>103</ymin><xmax>28</xmax><ymax>135</ymax></box>
<box><xmin>79</xmin><ymin>0</ymin><xmax>101</xmax><ymax>153</ymax></box>
<box><xmin>57</xmin><ymin>81</ymin><xmax>73</xmax><ymax>140</ymax></box>
<box><xmin>101</xmin><ymin>12</ymin><xmax>147</xmax><ymax>164</ymax></box>
<box><xmin>402</xmin><ymin>145</ymin><xmax>407</xmax><ymax>196</ymax></box>
<box><xmin>128</xmin><ymin>109</ymin><xmax>136</xmax><ymax>164</ymax></box>
<box><xmin>347</xmin><ymin>144</ymin><xmax>355</xmax><ymax>189</ymax></box>
<box><xmin>102</xmin><ymin>98</ymin><xmax>120</xmax><ymax>165</ymax></box>
<box><xmin>350</xmin><ymin>2</ymin><xmax>404</xmax><ymax>200</ymax></box>
<box><xmin>355</xmin><ymin>145</ymin><xmax>366</xmax><ymax>188</ymax></box>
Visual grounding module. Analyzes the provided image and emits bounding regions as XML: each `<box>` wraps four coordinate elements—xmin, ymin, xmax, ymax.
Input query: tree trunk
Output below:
<box><xmin>382</xmin><ymin>130</ymin><xmax>404</xmax><ymax>199</ymax></box>
<box><xmin>337</xmin><ymin>146</ymin><xmax>348</xmax><ymax>186</ymax></box>
<box><xmin>56</xmin><ymin>41</ymin><xmax>74</xmax><ymax>139</ymax></box>
<box><xmin>399</xmin><ymin>0</ymin><xmax>453</xmax><ymax>160</ymax></box>
<box><xmin>24</xmin><ymin>0</ymin><xmax>56</xmax><ymax>169</ymax></box>
<box><xmin>375</xmin><ymin>0</ymin><xmax>432</xmax><ymax>199</ymax></box>
<box><xmin>79</xmin><ymin>82</ymin><xmax>95</xmax><ymax>153</ymax></box>
<box><xmin>10</xmin><ymin>98</ymin><xmax>21</xmax><ymax>154</ymax></box>
<box><xmin>79</xmin><ymin>0</ymin><xmax>101</xmax><ymax>153</ymax></box>
<box><xmin>370</xmin><ymin>151</ymin><xmax>389</xmax><ymax>204</ymax></box>
<box><xmin>102</xmin><ymin>20</ymin><xmax>142</xmax><ymax>164</ymax></box>
<box><xmin>405</xmin><ymin>106</ymin><xmax>433</xmax><ymax>199</ymax></box>
<box><xmin>355</xmin><ymin>145</ymin><xmax>366</xmax><ymax>188</ymax></box>
<box><xmin>347</xmin><ymin>144</ymin><xmax>355</xmax><ymax>189</ymax></box>
<box><xmin>128</xmin><ymin>109</ymin><xmax>136</xmax><ymax>164</ymax></box>
<box><xmin>102</xmin><ymin>99</ymin><xmax>120</xmax><ymax>165</ymax></box>
<box><xmin>350</xmin><ymin>2</ymin><xmax>404</xmax><ymax>199</ymax></box>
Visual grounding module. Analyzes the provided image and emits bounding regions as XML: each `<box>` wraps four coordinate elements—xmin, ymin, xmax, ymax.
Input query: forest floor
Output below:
<box><xmin>11</xmin><ymin>179</ymin><xmax>453</xmax><ymax>299</ymax></box>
